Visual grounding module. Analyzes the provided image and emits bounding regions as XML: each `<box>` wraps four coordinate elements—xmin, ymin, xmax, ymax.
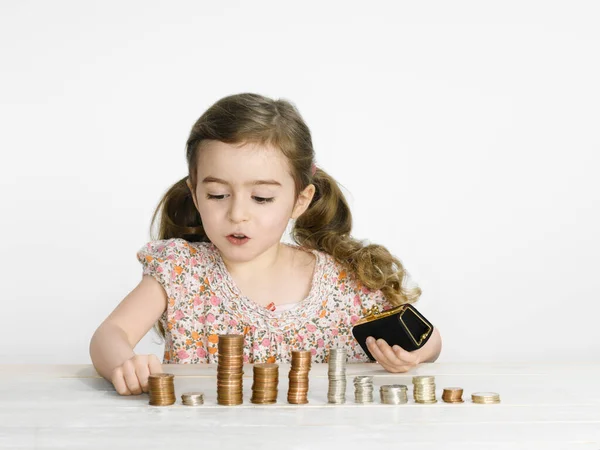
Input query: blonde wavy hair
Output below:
<box><xmin>149</xmin><ymin>92</ymin><xmax>421</xmax><ymax>338</ymax></box>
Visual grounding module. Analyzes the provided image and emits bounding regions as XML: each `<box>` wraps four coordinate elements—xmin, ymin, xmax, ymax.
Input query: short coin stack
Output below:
<box><xmin>148</xmin><ymin>373</ymin><xmax>176</xmax><ymax>406</ymax></box>
<box><xmin>250</xmin><ymin>363</ymin><xmax>279</xmax><ymax>404</ymax></box>
<box><xmin>181</xmin><ymin>392</ymin><xmax>204</xmax><ymax>406</ymax></box>
<box><xmin>216</xmin><ymin>334</ymin><xmax>245</xmax><ymax>406</ymax></box>
<box><xmin>353</xmin><ymin>376</ymin><xmax>374</xmax><ymax>403</ymax></box>
<box><xmin>413</xmin><ymin>375</ymin><xmax>437</xmax><ymax>404</ymax></box>
<box><xmin>327</xmin><ymin>348</ymin><xmax>347</xmax><ymax>404</ymax></box>
<box><xmin>379</xmin><ymin>384</ymin><xmax>408</xmax><ymax>404</ymax></box>
<box><xmin>472</xmin><ymin>392</ymin><xmax>501</xmax><ymax>404</ymax></box>
<box><xmin>442</xmin><ymin>387</ymin><xmax>464</xmax><ymax>403</ymax></box>
<box><xmin>287</xmin><ymin>350</ymin><xmax>311</xmax><ymax>404</ymax></box>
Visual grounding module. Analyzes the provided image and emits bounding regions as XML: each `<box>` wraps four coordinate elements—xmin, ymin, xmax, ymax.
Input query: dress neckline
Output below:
<box><xmin>206</xmin><ymin>242</ymin><xmax>325</xmax><ymax>323</ymax></box>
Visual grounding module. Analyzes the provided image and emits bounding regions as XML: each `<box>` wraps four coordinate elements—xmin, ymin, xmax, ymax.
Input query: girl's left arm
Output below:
<box><xmin>417</xmin><ymin>326</ymin><xmax>442</xmax><ymax>362</ymax></box>
<box><xmin>365</xmin><ymin>326</ymin><xmax>442</xmax><ymax>373</ymax></box>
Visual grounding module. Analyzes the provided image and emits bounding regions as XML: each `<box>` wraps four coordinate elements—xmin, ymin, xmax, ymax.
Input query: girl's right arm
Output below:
<box><xmin>89</xmin><ymin>275</ymin><xmax>168</xmax><ymax>395</ymax></box>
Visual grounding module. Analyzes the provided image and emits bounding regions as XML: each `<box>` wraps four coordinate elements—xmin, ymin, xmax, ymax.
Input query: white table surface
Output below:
<box><xmin>1</xmin><ymin>362</ymin><xmax>599</xmax><ymax>450</ymax></box>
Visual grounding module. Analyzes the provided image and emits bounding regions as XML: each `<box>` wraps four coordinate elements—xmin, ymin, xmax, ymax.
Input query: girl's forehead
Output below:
<box><xmin>197</xmin><ymin>140</ymin><xmax>292</xmax><ymax>179</ymax></box>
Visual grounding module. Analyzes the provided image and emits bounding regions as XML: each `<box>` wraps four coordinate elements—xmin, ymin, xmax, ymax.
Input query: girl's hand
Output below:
<box><xmin>110</xmin><ymin>354</ymin><xmax>163</xmax><ymax>395</ymax></box>
<box><xmin>366</xmin><ymin>336</ymin><xmax>421</xmax><ymax>373</ymax></box>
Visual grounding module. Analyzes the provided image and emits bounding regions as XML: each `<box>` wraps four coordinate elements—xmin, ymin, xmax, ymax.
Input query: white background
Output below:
<box><xmin>1</xmin><ymin>0</ymin><xmax>598</xmax><ymax>364</ymax></box>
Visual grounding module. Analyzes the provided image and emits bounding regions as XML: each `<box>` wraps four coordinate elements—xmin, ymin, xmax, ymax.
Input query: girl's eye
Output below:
<box><xmin>253</xmin><ymin>196</ymin><xmax>275</xmax><ymax>204</ymax></box>
<box><xmin>206</xmin><ymin>194</ymin><xmax>274</xmax><ymax>204</ymax></box>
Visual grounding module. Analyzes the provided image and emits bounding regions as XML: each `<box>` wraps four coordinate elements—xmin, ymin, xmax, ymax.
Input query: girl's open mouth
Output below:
<box><xmin>226</xmin><ymin>234</ymin><xmax>250</xmax><ymax>245</ymax></box>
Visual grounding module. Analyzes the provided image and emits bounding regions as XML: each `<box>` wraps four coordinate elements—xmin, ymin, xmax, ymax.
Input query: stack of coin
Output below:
<box><xmin>442</xmin><ymin>387</ymin><xmax>464</xmax><ymax>403</ymax></box>
<box><xmin>472</xmin><ymin>392</ymin><xmax>501</xmax><ymax>404</ymax></box>
<box><xmin>216</xmin><ymin>334</ymin><xmax>245</xmax><ymax>405</ymax></box>
<box><xmin>327</xmin><ymin>348</ymin><xmax>347</xmax><ymax>404</ymax></box>
<box><xmin>353</xmin><ymin>376</ymin><xmax>374</xmax><ymax>403</ymax></box>
<box><xmin>181</xmin><ymin>392</ymin><xmax>204</xmax><ymax>406</ymax></box>
<box><xmin>287</xmin><ymin>350</ymin><xmax>311</xmax><ymax>404</ymax></box>
<box><xmin>250</xmin><ymin>363</ymin><xmax>279</xmax><ymax>404</ymax></box>
<box><xmin>413</xmin><ymin>375</ymin><xmax>437</xmax><ymax>403</ymax></box>
<box><xmin>148</xmin><ymin>373</ymin><xmax>176</xmax><ymax>406</ymax></box>
<box><xmin>379</xmin><ymin>384</ymin><xmax>408</xmax><ymax>404</ymax></box>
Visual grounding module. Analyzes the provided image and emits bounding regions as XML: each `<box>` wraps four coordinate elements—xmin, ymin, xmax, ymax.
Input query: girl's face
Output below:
<box><xmin>187</xmin><ymin>140</ymin><xmax>315</xmax><ymax>264</ymax></box>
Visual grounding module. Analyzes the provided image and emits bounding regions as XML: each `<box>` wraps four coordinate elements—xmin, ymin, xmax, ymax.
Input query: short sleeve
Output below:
<box><xmin>136</xmin><ymin>238</ymin><xmax>193</xmax><ymax>302</ymax></box>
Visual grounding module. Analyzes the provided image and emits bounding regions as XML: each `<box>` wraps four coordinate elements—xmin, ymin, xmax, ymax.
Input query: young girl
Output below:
<box><xmin>89</xmin><ymin>93</ymin><xmax>442</xmax><ymax>396</ymax></box>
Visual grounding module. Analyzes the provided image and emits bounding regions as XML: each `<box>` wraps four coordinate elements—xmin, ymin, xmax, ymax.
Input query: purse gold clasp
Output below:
<box><xmin>363</xmin><ymin>305</ymin><xmax>380</xmax><ymax>319</ymax></box>
<box><xmin>356</xmin><ymin>303</ymin><xmax>433</xmax><ymax>347</ymax></box>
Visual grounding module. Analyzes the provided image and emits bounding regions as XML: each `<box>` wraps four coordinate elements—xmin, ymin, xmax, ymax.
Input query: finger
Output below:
<box><xmin>148</xmin><ymin>354</ymin><xmax>163</xmax><ymax>374</ymax></box>
<box><xmin>111</xmin><ymin>369</ymin><xmax>132</xmax><ymax>396</ymax></box>
<box><xmin>123</xmin><ymin>362</ymin><xmax>142</xmax><ymax>395</ymax></box>
<box><xmin>141</xmin><ymin>355</ymin><xmax>163</xmax><ymax>393</ymax></box>
<box><xmin>375</xmin><ymin>339</ymin><xmax>414</xmax><ymax>373</ymax></box>
<box><xmin>377</xmin><ymin>338</ymin><xmax>406</xmax><ymax>366</ymax></box>
<box><xmin>136</xmin><ymin>362</ymin><xmax>150</xmax><ymax>393</ymax></box>
<box><xmin>367</xmin><ymin>347</ymin><xmax>408</xmax><ymax>373</ymax></box>
<box><xmin>366</xmin><ymin>337</ymin><xmax>392</xmax><ymax>366</ymax></box>
<box><xmin>392</xmin><ymin>345</ymin><xmax>420</xmax><ymax>364</ymax></box>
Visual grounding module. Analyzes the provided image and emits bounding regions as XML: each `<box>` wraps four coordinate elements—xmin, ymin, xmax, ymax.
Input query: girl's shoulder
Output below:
<box><xmin>316</xmin><ymin>249</ymin><xmax>392</xmax><ymax>309</ymax></box>
<box><xmin>136</xmin><ymin>238</ymin><xmax>220</xmax><ymax>281</ymax></box>
<box><xmin>136</xmin><ymin>237</ymin><xmax>214</xmax><ymax>262</ymax></box>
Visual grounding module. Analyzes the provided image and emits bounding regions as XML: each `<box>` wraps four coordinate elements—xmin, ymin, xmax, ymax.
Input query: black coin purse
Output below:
<box><xmin>351</xmin><ymin>303</ymin><xmax>434</xmax><ymax>361</ymax></box>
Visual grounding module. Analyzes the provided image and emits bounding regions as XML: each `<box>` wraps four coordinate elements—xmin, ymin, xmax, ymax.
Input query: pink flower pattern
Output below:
<box><xmin>136</xmin><ymin>238</ymin><xmax>394</xmax><ymax>364</ymax></box>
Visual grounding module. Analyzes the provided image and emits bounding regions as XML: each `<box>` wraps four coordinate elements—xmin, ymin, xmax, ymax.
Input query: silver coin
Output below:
<box><xmin>353</xmin><ymin>376</ymin><xmax>374</xmax><ymax>404</ymax></box>
<box><xmin>327</xmin><ymin>348</ymin><xmax>347</xmax><ymax>403</ymax></box>
<box><xmin>380</xmin><ymin>385</ymin><xmax>409</xmax><ymax>404</ymax></box>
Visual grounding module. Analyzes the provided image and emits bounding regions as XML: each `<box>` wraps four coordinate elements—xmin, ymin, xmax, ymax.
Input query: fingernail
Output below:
<box><xmin>366</xmin><ymin>337</ymin><xmax>374</xmax><ymax>344</ymax></box>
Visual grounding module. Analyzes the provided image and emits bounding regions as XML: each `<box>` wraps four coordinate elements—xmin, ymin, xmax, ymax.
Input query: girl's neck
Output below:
<box><xmin>221</xmin><ymin>242</ymin><xmax>292</xmax><ymax>281</ymax></box>
<box><xmin>219</xmin><ymin>242</ymin><xmax>316</xmax><ymax>308</ymax></box>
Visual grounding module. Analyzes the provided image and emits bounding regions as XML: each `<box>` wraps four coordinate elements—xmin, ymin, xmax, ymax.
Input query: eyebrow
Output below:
<box><xmin>201</xmin><ymin>176</ymin><xmax>282</xmax><ymax>187</ymax></box>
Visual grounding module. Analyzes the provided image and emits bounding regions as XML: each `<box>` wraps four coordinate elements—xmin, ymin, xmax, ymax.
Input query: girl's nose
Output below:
<box><xmin>227</xmin><ymin>197</ymin><xmax>249</xmax><ymax>223</ymax></box>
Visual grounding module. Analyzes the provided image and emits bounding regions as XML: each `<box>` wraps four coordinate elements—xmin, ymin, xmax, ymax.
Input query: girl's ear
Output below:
<box><xmin>291</xmin><ymin>184</ymin><xmax>316</xmax><ymax>219</ymax></box>
<box><xmin>186</xmin><ymin>178</ymin><xmax>200</xmax><ymax>211</ymax></box>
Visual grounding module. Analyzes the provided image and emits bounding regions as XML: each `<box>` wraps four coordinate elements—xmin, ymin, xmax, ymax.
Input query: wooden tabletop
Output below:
<box><xmin>1</xmin><ymin>362</ymin><xmax>599</xmax><ymax>449</ymax></box>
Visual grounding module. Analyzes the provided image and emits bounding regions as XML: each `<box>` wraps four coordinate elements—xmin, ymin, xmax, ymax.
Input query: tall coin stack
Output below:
<box><xmin>250</xmin><ymin>363</ymin><xmax>279</xmax><ymax>404</ymax></box>
<box><xmin>287</xmin><ymin>350</ymin><xmax>311</xmax><ymax>404</ymax></box>
<box><xmin>413</xmin><ymin>375</ymin><xmax>437</xmax><ymax>404</ymax></box>
<box><xmin>148</xmin><ymin>373</ymin><xmax>176</xmax><ymax>406</ymax></box>
<box><xmin>216</xmin><ymin>334</ymin><xmax>245</xmax><ymax>406</ymax></box>
<box><xmin>379</xmin><ymin>384</ymin><xmax>408</xmax><ymax>404</ymax></box>
<box><xmin>327</xmin><ymin>348</ymin><xmax>347</xmax><ymax>404</ymax></box>
<box><xmin>353</xmin><ymin>376</ymin><xmax>374</xmax><ymax>403</ymax></box>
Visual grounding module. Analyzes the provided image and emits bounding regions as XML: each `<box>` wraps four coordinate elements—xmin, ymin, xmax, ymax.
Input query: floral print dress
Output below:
<box><xmin>136</xmin><ymin>238</ymin><xmax>394</xmax><ymax>364</ymax></box>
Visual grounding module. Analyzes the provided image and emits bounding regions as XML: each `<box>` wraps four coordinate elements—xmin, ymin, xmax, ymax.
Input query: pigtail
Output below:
<box><xmin>293</xmin><ymin>167</ymin><xmax>422</xmax><ymax>307</ymax></box>
<box><xmin>150</xmin><ymin>176</ymin><xmax>208</xmax><ymax>242</ymax></box>
<box><xmin>148</xmin><ymin>176</ymin><xmax>207</xmax><ymax>341</ymax></box>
